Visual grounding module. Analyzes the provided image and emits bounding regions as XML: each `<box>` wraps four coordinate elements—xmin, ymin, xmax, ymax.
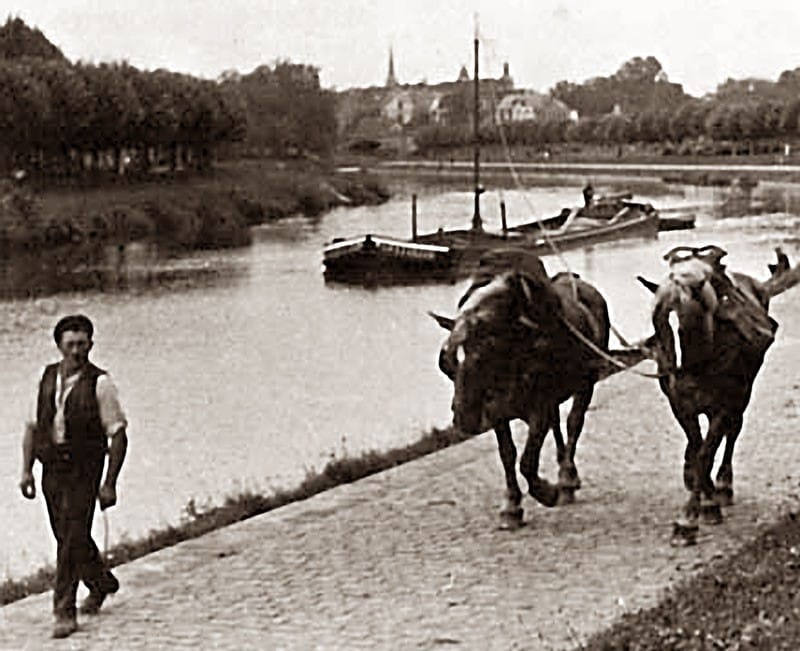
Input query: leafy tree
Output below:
<box><xmin>668</xmin><ymin>101</ymin><xmax>712</xmax><ymax>142</ymax></box>
<box><xmin>632</xmin><ymin>109</ymin><xmax>670</xmax><ymax>143</ymax></box>
<box><xmin>705</xmin><ymin>104</ymin><xmax>735</xmax><ymax>141</ymax></box>
<box><xmin>0</xmin><ymin>16</ymin><xmax>66</xmax><ymax>61</ymax></box>
<box><xmin>599</xmin><ymin>114</ymin><xmax>629</xmax><ymax>144</ymax></box>
<box><xmin>539</xmin><ymin>117</ymin><xmax>568</xmax><ymax>143</ymax></box>
<box><xmin>615</xmin><ymin>56</ymin><xmax>664</xmax><ymax>84</ymax></box>
<box><xmin>0</xmin><ymin>63</ymin><xmax>51</xmax><ymax>168</ymax></box>
<box><xmin>566</xmin><ymin>116</ymin><xmax>602</xmax><ymax>143</ymax></box>
<box><xmin>235</xmin><ymin>61</ymin><xmax>336</xmax><ymax>157</ymax></box>
<box><xmin>780</xmin><ymin>99</ymin><xmax>800</xmax><ymax>136</ymax></box>
<box><xmin>76</xmin><ymin>62</ymin><xmax>143</xmax><ymax>170</ymax></box>
<box><xmin>551</xmin><ymin>56</ymin><xmax>689</xmax><ymax>117</ymax></box>
<box><xmin>755</xmin><ymin>100</ymin><xmax>783</xmax><ymax>139</ymax></box>
<box><xmin>29</xmin><ymin>60</ymin><xmax>92</xmax><ymax>171</ymax></box>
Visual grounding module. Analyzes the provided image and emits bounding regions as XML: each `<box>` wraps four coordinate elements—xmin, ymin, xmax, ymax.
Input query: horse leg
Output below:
<box><xmin>551</xmin><ymin>404</ymin><xmax>565</xmax><ymax>467</ymax></box>
<box><xmin>669</xmin><ymin>404</ymin><xmax>702</xmax><ymax>493</ymax></box>
<box><xmin>557</xmin><ymin>386</ymin><xmax>593</xmax><ymax>505</ymax></box>
<box><xmin>670</xmin><ymin>407</ymin><xmax>703</xmax><ymax>544</ymax></box>
<box><xmin>693</xmin><ymin>412</ymin><xmax>729</xmax><ymax>525</ymax></box>
<box><xmin>520</xmin><ymin>408</ymin><xmax>560</xmax><ymax>508</ymax></box>
<box><xmin>494</xmin><ymin>421</ymin><xmax>523</xmax><ymax>527</ymax></box>
<box><xmin>715</xmin><ymin>413</ymin><xmax>743</xmax><ymax>507</ymax></box>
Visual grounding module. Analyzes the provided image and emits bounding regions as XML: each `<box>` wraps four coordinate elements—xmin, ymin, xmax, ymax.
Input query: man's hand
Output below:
<box><xmin>98</xmin><ymin>483</ymin><xmax>117</xmax><ymax>510</ymax></box>
<box><xmin>19</xmin><ymin>471</ymin><xmax>36</xmax><ymax>500</ymax></box>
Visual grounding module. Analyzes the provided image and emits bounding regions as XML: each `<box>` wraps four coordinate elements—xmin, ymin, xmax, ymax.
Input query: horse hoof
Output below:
<box><xmin>530</xmin><ymin>481</ymin><xmax>560</xmax><ymax>508</ymax></box>
<box><xmin>714</xmin><ymin>488</ymin><xmax>733</xmax><ymax>507</ymax></box>
<box><xmin>558</xmin><ymin>470</ymin><xmax>581</xmax><ymax>491</ymax></box>
<box><xmin>671</xmin><ymin>521</ymin><xmax>699</xmax><ymax>546</ymax></box>
<box><xmin>701</xmin><ymin>503</ymin><xmax>723</xmax><ymax>525</ymax></box>
<box><xmin>556</xmin><ymin>487</ymin><xmax>576</xmax><ymax>506</ymax></box>
<box><xmin>498</xmin><ymin>508</ymin><xmax>524</xmax><ymax>530</ymax></box>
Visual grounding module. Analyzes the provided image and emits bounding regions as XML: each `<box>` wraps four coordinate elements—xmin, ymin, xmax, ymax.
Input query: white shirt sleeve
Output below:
<box><xmin>96</xmin><ymin>374</ymin><xmax>128</xmax><ymax>438</ymax></box>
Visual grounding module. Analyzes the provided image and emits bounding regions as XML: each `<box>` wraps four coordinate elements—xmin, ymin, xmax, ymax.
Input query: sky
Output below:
<box><xmin>8</xmin><ymin>0</ymin><xmax>800</xmax><ymax>97</ymax></box>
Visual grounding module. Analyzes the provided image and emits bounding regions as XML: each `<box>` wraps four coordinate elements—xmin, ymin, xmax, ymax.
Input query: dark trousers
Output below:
<box><xmin>42</xmin><ymin>452</ymin><xmax>118</xmax><ymax>618</ymax></box>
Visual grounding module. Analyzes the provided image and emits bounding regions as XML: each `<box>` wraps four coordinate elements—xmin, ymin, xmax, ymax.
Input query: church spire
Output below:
<box><xmin>386</xmin><ymin>47</ymin><xmax>397</xmax><ymax>87</ymax></box>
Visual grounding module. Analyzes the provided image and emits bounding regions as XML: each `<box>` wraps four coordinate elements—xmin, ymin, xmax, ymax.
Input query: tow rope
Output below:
<box><xmin>558</xmin><ymin>316</ymin><xmax>665</xmax><ymax>379</ymax></box>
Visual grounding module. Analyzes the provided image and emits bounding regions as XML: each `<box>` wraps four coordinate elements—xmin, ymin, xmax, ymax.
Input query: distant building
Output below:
<box><xmin>337</xmin><ymin>49</ymin><xmax>516</xmax><ymax>150</ymax></box>
<box><xmin>383</xmin><ymin>89</ymin><xmax>415</xmax><ymax>125</ymax></box>
<box><xmin>495</xmin><ymin>91</ymin><xmax>575</xmax><ymax>124</ymax></box>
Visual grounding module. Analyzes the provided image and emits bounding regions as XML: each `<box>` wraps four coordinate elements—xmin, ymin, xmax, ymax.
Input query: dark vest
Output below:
<box><xmin>35</xmin><ymin>362</ymin><xmax>108</xmax><ymax>465</ymax></box>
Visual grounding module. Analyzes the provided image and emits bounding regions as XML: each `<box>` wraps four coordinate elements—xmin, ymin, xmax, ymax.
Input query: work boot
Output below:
<box><xmin>80</xmin><ymin>573</ymin><xmax>120</xmax><ymax>615</ymax></box>
<box><xmin>79</xmin><ymin>590</ymin><xmax>106</xmax><ymax>615</ymax></box>
<box><xmin>52</xmin><ymin>614</ymin><xmax>78</xmax><ymax>638</ymax></box>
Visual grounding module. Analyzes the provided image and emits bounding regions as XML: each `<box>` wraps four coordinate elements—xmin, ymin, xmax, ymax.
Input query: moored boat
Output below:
<box><xmin>322</xmin><ymin>235</ymin><xmax>458</xmax><ymax>285</ymax></box>
<box><xmin>322</xmin><ymin>200</ymin><xmax>660</xmax><ymax>286</ymax></box>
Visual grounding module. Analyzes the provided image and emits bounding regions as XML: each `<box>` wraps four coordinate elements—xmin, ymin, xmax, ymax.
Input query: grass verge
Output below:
<box><xmin>581</xmin><ymin>510</ymin><xmax>800</xmax><ymax>650</ymax></box>
<box><xmin>0</xmin><ymin>424</ymin><xmax>470</xmax><ymax>606</ymax></box>
<box><xmin>0</xmin><ymin>159</ymin><xmax>390</xmax><ymax>252</ymax></box>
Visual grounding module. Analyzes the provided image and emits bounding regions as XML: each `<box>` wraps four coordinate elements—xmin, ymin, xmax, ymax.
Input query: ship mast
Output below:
<box><xmin>471</xmin><ymin>19</ymin><xmax>483</xmax><ymax>232</ymax></box>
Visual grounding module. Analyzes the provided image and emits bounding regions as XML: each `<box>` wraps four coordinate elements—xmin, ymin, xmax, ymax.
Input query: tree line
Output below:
<box><xmin>416</xmin><ymin>97</ymin><xmax>800</xmax><ymax>155</ymax></box>
<box><xmin>415</xmin><ymin>56</ymin><xmax>800</xmax><ymax>156</ymax></box>
<box><xmin>0</xmin><ymin>17</ymin><xmax>338</xmax><ymax>179</ymax></box>
<box><xmin>0</xmin><ymin>57</ymin><xmax>247</xmax><ymax>176</ymax></box>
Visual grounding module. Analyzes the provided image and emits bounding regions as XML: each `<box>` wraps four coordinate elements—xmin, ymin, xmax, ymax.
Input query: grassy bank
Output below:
<box><xmin>0</xmin><ymin>425</ymin><xmax>470</xmax><ymax>606</ymax></box>
<box><xmin>582</xmin><ymin>510</ymin><xmax>800</xmax><ymax>650</ymax></box>
<box><xmin>396</xmin><ymin>141</ymin><xmax>798</xmax><ymax>167</ymax></box>
<box><xmin>0</xmin><ymin>159</ymin><xmax>390</xmax><ymax>252</ymax></box>
<box><xmin>347</xmin><ymin>144</ymin><xmax>800</xmax><ymax>184</ymax></box>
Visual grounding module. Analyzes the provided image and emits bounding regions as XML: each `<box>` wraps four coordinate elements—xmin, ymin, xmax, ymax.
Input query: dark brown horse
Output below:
<box><xmin>430</xmin><ymin>249</ymin><xmax>628</xmax><ymax>527</ymax></box>
<box><xmin>638</xmin><ymin>245</ymin><xmax>794</xmax><ymax>544</ymax></box>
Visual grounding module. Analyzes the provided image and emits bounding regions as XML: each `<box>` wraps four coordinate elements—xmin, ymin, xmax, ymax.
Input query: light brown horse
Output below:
<box><xmin>638</xmin><ymin>245</ymin><xmax>795</xmax><ymax>544</ymax></box>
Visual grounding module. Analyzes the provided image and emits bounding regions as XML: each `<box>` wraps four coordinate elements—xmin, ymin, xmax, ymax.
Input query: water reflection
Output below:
<box><xmin>0</xmin><ymin>240</ymin><xmax>248</xmax><ymax>300</ymax></box>
<box><xmin>673</xmin><ymin>178</ymin><xmax>800</xmax><ymax>221</ymax></box>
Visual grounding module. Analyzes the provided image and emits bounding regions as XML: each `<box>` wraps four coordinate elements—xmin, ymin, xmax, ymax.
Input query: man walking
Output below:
<box><xmin>19</xmin><ymin>314</ymin><xmax>128</xmax><ymax>639</ymax></box>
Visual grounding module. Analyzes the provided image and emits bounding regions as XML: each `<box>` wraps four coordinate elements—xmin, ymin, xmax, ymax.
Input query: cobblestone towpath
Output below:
<box><xmin>2</xmin><ymin>299</ymin><xmax>800</xmax><ymax>650</ymax></box>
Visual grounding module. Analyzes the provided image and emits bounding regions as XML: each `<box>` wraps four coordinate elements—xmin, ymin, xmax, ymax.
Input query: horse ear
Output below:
<box><xmin>662</xmin><ymin>246</ymin><xmax>694</xmax><ymax>263</ymax></box>
<box><xmin>428</xmin><ymin>311</ymin><xmax>455</xmax><ymax>331</ymax></box>
<box><xmin>697</xmin><ymin>244</ymin><xmax>728</xmax><ymax>264</ymax></box>
<box><xmin>637</xmin><ymin>275</ymin><xmax>660</xmax><ymax>294</ymax></box>
<box><xmin>769</xmin><ymin>247</ymin><xmax>790</xmax><ymax>276</ymax></box>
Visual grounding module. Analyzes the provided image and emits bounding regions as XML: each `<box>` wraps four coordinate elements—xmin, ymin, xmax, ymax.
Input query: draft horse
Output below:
<box><xmin>638</xmin><ymin>245</ymin><xmax>794</xmax><ymax>544</ymax></box>
<box><xmin>430</xmin><ymin>249</ymin><xmax>623</xmax><ymax>527</ymax></box>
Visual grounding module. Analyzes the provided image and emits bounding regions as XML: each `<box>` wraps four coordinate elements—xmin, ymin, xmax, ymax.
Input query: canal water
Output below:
<box><xmin>1</xmin><ymin>173</ymin><xmax>798</xmax><ymax>580</ymax></box>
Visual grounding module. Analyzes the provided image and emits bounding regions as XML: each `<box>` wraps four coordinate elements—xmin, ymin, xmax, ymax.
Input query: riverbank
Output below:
<box><xmin>0</xmin><ymin>425</ymin><xmax>470</xmax><ymax>606</ymax></box>
<box><xmin>379</xmin><ymin>158</ymin><xmax>800</xmax><ymax>183</ymax></box>
<box><xmin>414</xmin><ymin>143</ymin><xmax>797</xmax><ymax>166</ymax></box>
<box><xmin>0</xmin><ymin>159</ymin><xmax>390</xmax><ymax>252</ymax></box>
